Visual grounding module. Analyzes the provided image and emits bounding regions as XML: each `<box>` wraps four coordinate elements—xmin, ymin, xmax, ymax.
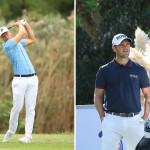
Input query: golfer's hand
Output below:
<box><xmin>101</xmin><ymin>116</ymin><xmax>105</xmax><ymax>123</ymax></box>
<box><xmin>141</xmin><ymin>115</ymin><xmax>148</xmax><ymax>120</ymax></box>
<box><xmin>20</xmin><ymin>19</ymin><xmax>26</xmax><ymax>26</ymax></box>
<box><xmin>15</xmin><ymin>21</ymin><xmax>22</xmax><ymax>27</ymax></box>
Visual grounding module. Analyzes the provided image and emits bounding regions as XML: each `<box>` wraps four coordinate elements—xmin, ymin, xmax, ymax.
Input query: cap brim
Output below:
<box><xmin>112</xmin><ymin>38</ymin><xmax>132</xmax><ymax>46</ymax></box>
<box><xmin>0</xmin><ymin>26</ymin><xmax>9</xmax><ymax>36</ymax></box>
<box><xmin>0</xmin><ymin>31</ymin><xmax>8</xmax><ymax>36</ymax></box>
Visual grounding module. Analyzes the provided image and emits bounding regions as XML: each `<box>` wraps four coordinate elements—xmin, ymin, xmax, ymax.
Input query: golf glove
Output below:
<box><xmin>20</xmin><ymin>19</ymin><xmax>26</xmax><ymax>26</ymax></box>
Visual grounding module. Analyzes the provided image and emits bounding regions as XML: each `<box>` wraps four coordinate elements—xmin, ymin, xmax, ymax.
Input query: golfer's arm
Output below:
<box><xmin>94</xmin><ymin>88</ymin><xmax>105</xmax><ymax>122</ymax></box>
<box><xmin>13</xmin><ymin>25</ymin><xmax>25</xmax><ymax>45</ymax></box>
<box><xmin>141</xmin><ymin>87</ymin><xmax>150</xmax><ymax>120</ymax></box>
<box><xmin>24</xmin><ymin>23</ymin><xmax>36</xmax><ymax>47</ymax></box>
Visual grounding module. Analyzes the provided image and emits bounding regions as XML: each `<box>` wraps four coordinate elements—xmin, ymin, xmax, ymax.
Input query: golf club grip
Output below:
<box><xmin>8</xmin><ymin>25</ymin><xmax>15</xmax><ymax>29</ymax></box>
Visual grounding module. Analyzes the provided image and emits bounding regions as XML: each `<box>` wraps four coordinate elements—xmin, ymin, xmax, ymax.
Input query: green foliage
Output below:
<box><xmin>0</xmin><ymin>100</ymin><xmax>12</xmax><ymax>132</ymax></box>
<box><xmin>76</xmin><ymin>27</ymin><xmax>106</xmax><ymax>104</ymax></box>
<box><xmin>0</xmin><ymin>0</ymin><xmax>74</xmax><ymax>22</ymax></box>
<box><xmin>76</xmin><ymin>15</ymin><xmax>82</xmax><ymax>27</ymax></box>
<box><xmin>82</xmin><ymin>0</ymin><xmax>100</xmax><ymax>13</ymax></box>
<box><xmin>77</xmin><ymin>0</ymin><xmax>150</xmax><ymax>104</ymax></box>
<box><xmin>76</xmin><ymin>61</ymin><xmax>102</xmax><ymax>104</ymax></box>
<box><xmin>17</xmin><ymin>118</ymin><xmax>25</xmax><ymax>134</ymax></box>
<box><xmin>44</xmin><ymin>0</ymin><xmax>74</xmax><ymax>16</ymax></box>
<box><xmin>0</xmin><ymin>18</ymin><xmax>6</xmax><ymax>28</ymax></box>
<box><xmin>0</xmin><ymin>0</ymin><xmax>26</xmax><ymax>21</ymax></box>
<box><xmin>148</xmin><ymin>29</ymin><xmax>150</xmax><ymax>36</ymax></box>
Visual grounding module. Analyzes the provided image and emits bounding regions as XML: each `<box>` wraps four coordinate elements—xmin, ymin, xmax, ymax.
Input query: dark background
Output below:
<box><xmin>76</xmin><ymin>0</ymin><xmax>150</xmax><ymax>105</ymax></box>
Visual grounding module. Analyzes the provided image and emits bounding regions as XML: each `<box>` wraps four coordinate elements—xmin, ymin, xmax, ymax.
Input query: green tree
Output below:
<box><xmin>0</xmin><ymin>0</ymin><xmax>74</xmax><ymax>22</ymax></box>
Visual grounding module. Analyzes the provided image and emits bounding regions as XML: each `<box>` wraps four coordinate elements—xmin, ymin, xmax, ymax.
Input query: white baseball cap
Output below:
<box><xmin>112</xmin><ymin>33</ymin><xmax>132</xmax><ymax>46</ymax></box>
<box><xmin>0</xmin><ymin>26</ymin><xmax>9</xmax><ymax>36</ymax></box>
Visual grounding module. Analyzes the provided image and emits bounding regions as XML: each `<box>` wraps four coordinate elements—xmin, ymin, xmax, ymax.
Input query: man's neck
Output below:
<box><xmin>4</xmin><ymin>37</ymin><xmax>11</xmax><ymax>42</ymax></box>
<box><xmin>115</xmin><ymin>57</ymin><xmax>129</xmax><ymax>66</ymax></box>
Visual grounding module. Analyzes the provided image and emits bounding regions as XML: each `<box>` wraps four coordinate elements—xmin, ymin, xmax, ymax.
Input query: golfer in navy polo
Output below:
<box><xmin>94</xmin><ymin>33</ymin><xmax>150</xmax><ymax>150</ymax></box>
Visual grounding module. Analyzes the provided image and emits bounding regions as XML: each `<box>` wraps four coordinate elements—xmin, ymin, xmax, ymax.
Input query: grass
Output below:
<box><xmin>0</xmin><ymin>133</ymin><xmax>74</xmax><ymax>150</ymax></box>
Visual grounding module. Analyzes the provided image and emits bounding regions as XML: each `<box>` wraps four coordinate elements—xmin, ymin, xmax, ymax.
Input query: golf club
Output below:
<box><xmin>8</xmin><ymin>25</ymin><xmax>15</xmax><ymax>29</ymax></box>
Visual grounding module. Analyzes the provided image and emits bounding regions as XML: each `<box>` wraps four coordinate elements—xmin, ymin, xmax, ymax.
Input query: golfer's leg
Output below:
<box><xmin>25</xmin><ymin>76</ymin><xmax>38</xmax><ymax>138</ymax></box>
<box><xmin>102</xmin><ymin>114</ymin><xmax>122</xmax><ymax>150</ymax></box>
<box><xmin>8</xmin><ymin>78</ymin><xmax>27</xmax><ymax>134</ymax></box>
<box><xmin>123</xmin><ymin>115</ymin><xmax>144</xmax><ymax>150</ymax></box>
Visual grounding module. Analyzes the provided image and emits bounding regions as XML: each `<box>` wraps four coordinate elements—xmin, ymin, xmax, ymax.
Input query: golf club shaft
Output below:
<box><xmin>8</xmin><ymin>25</ymin><xmax>15</xmax><ymax>29</ymax></box>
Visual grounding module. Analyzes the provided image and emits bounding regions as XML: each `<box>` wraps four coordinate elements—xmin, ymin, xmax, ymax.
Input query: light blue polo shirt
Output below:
<box><xmin>3</xmin><ymin>39</ymin><xmax>35</xmax><ymax>75</ymax></box>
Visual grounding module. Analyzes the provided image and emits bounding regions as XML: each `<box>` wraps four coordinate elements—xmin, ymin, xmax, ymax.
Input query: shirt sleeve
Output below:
<box><xmin>95</xmin><ymin>67</ymin><xmax>106</xmax><ymax>89</ymax></box>
<box><xmin>140</xmin><ymin>67</ymin><xmax>150</xmax><ymax>88</ymax></box>
<box><xmin>20</xmin><ymin>39</ymin><xmax>25</xmax><ymax>47</ymax></box>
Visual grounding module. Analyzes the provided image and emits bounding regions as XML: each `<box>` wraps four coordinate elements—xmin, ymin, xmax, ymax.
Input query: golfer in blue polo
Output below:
<box><xmin>94</xmin><ymin>34</ymin><xmax>150</xmax><ymax>150</ymax></box>
<box><xmin>0</xmin><ymin>19</ymin><xmax>38</xmax><ymax>143</ymax></box>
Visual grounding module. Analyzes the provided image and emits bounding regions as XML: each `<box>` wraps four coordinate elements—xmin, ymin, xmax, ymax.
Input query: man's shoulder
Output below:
<box><xmin>99</xmin><ymin>61</ymin><xmax>113</xmax><ymax>70</ymax></box>
<box><xmin>97</xmin><ymin>61</ymin><xmax>113</xmax><ymax>75</ymax></box>
<box><xmin>3</xmin><ymin>39</ymin><xmax>16</xmax><ymax>53</ymax></box>
<box><xmin>131</xmin><ymin>60</ymin><xmax>146</xmax><ymax>70</ymax></box>
<box><xmin>4</xmin><ymin>39</ymin><xmax>15</xmax><ymax>46</ymax></box>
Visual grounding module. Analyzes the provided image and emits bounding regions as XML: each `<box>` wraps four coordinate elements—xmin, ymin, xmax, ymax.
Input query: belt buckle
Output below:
<box><xmin>120</xmin><ymin>113</ymin><xmax>125</xmax><ymax>117</ymax></box>
<box><xmin>131</xmin><ymin>113</ymin><xmax>134</xmax><ymax>117</ymax></box>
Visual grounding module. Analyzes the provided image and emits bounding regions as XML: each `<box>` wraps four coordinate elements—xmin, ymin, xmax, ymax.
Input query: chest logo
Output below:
<box><xmin>130</xmin><ymin>74</ymin><xmax>138</xmax><ymax>79</ymax></box>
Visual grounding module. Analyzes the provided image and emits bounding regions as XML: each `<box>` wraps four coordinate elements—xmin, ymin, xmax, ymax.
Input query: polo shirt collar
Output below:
<box><xmin>113</xmin><ymin>58</ymin><xmax>132</xmax><ymax>67</ymax></box>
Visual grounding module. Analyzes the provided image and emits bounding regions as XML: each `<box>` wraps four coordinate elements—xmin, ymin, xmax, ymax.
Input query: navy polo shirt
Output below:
<box><xmin>95</xmin><ymin>59</ymin><xmax>150</xmax><ymax>113</ymax></box>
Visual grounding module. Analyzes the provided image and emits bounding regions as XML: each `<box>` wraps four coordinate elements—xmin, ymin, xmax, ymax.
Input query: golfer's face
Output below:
<box><xmin>115</xmin><ymin>39</ymin><xmax>130</xmax><ymax>58</ymax></box>
<box><xmin>0</xmin><ymin>31</ymin><xmax>11</xmax><ymax>41</ymax></box>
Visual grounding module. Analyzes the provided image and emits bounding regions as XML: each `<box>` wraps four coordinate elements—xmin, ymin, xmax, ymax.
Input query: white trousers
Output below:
<box><xmin>102</xmin><ymin>114</ymin><xmax>144</xmax><ymax>150</ymax></box>
<box><xmin>8</xmin><ymin>76</ymin><xmax>38</xmax><ymax>138</ymax></box>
